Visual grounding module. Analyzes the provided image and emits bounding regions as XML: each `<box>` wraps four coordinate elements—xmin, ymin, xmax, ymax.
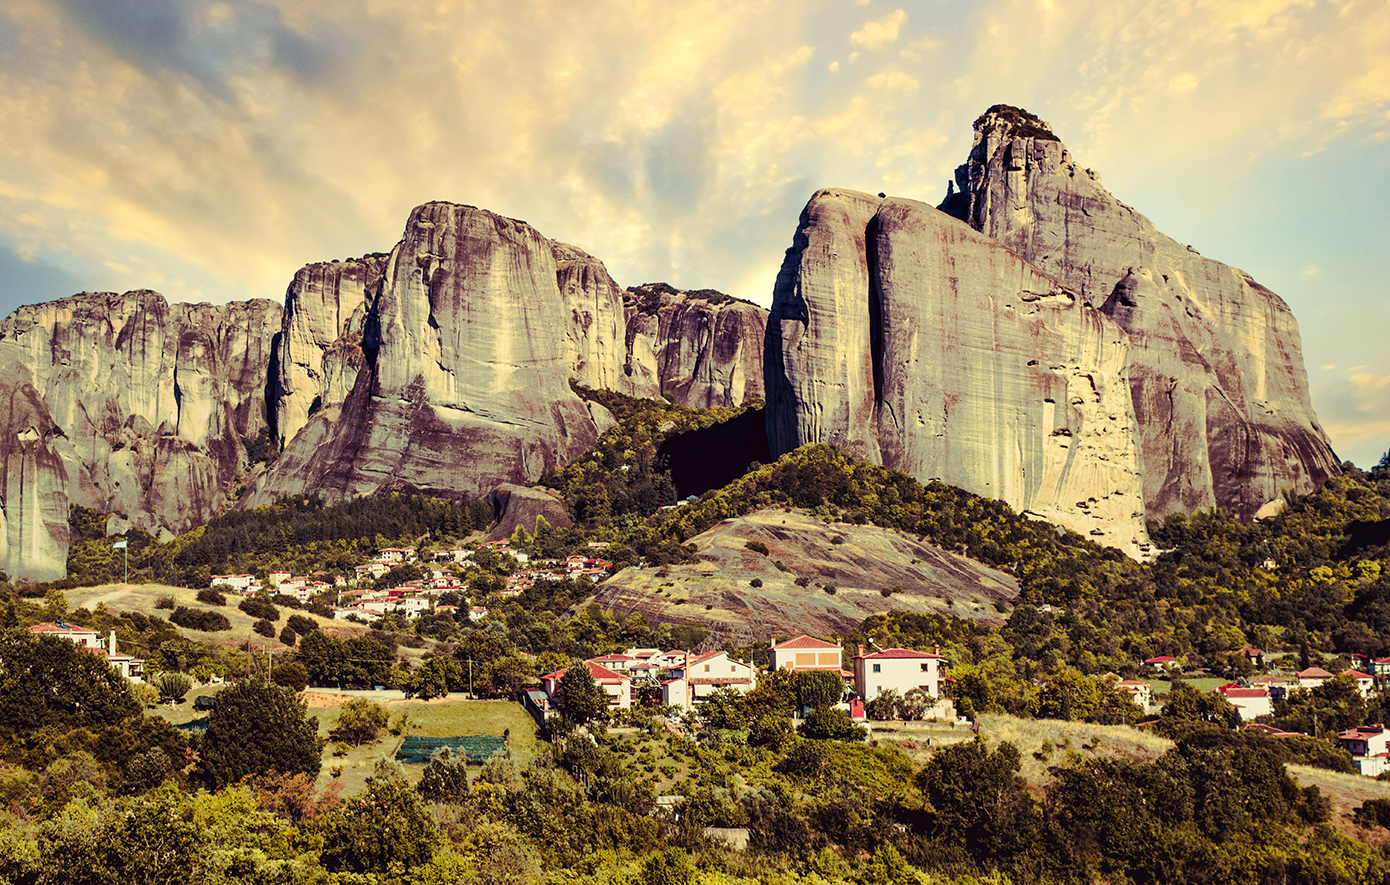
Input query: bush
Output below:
<box><xmin>154</xmin><ymin>596</ymin><xmax>176</xmax><ymax>610</ymax></box>
<box><xmin>279</xmin><ymin>626</ymin><xmax>298</xmax><ymax>646</ymax></box>
<box><xmin>330</xmin><ymin>699</ymin><xmax>389</xmax><ymax>746</ymax></box>
<box><xmin>271</xmin><ymin>661</ymin><xmax>310</xmax><ymax>693</ymax></box>
<box><xmin>750</xmin><ymin>578</ymin><xmax>763</xmax><ymax>588</ymax></box>
<box><xmin>169</xmin><ymin>606</ymin><xmax>231</xmax><ymax>632</ymax></box>
<box><xmin>744</xmin><ymin>541</ymin><xmax>770</xmax><ymax>556</ymax></box>
<box><xmin>156</xmin><ymin>671</ymin><xmax>193</xmax><ymax>704</ymax></box>
<box><xmin>794</xmin><ymin>576</ymin><xmax>810</xmax><ymax>588</ymax></box>
<box><xmin>286</xmin><ymin>614</ymin><xmax>318</xmax><ymax>636</ymax></box>
<box><xmin>799</xmin><ymin>707</ymin><xmax>867</xmax><ymax>741</ymax></box>
<box><xmin>417</xmin><ymin>748</ymin><xmax>471</xmax><ymax>804</ymax></box>
<box><xmin>253</xmin><ymin>619</ymin><xmax>275</xmax><ymax>638</ymax></box>
<box><xmin>239</xmin><ymin>597</ymin><xmax>279</xmax><ymax>622</ymax></box>
<box><xmin>195</xmin><ymin>589</ymin><xmax>226</xmax><ymax>606</ymax></box>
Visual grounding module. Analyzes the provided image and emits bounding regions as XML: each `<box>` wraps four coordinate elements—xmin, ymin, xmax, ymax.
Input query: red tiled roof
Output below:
<box><xmin>29</xmin><ymin>622</ymin><xmax>98</xmax><ymax>635</ymax></box>
<box><xmin>1144</xmin><ymin>656</ymin><xmax>1177</xmax><ymax>664</ymax></box>
<box><xmin>585</xmin><ymin>661</ymin><xmax>628</xmax><ymax>682</ymax></box>
<box><xmin>1222</xmin><ymin>688</ymin><xmax>1269</xmax><ymax>698</ymax></box>
<box><xmin>1344</xmin><ymin>670</ymin><xmax>1373</xmax><ymax>679</ymax></box>
<box><xmin>688</xmin><ymin>677</ymin><xmax>755</xmax><ymax>685</ymax></box>
<box><xmin>771</xmin><ymin>635</ymin><xmax>839</xmax><ymax>650</ymax></box>
<box><xmin>855</xmin><ymin>647</ymin><xmax>943</xmax><ymax>660</ymax></box>
<box><xmin>1296</xmin><ymin>667</ymin><xmax>1335</xmax><ymax>679</ymax></box>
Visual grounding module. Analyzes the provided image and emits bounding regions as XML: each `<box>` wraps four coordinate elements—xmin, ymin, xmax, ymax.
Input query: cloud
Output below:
<box><xmin>850</xmin><ymin>9</ymin><xmax>907</xmax><ymax>51</ymax></box>
<box><xmin>1302</xmin><ymin>265</ymin><xmax>1321</xmax><ymax>277</ymax></box>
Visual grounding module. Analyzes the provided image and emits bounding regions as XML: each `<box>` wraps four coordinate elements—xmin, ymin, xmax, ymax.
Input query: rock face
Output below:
<box><xmin>0</xmin><ymin>362</ymin><xmax>70</xmax><ymax>582</ymax></box>
<box><xmin>274</xmin><ymin>255</ymin><xmax>388</xmax><ymax>447</ymax></box>
<box><xmin>768</xmin><ymin>106</ymin><xmax>1339</xmax><ymax>553</ymax></box>
<box><xmin>486</xmin><ymin>482</ymin><xmax>573</xmax><ymax>542</ymax></box>
<box><xmin>0</xmin><ymin>291</ymin><xmax>282</xmax><ymax>538</ymax></box>
<box><xmin>768</xmin><ymin>189</ymin><xmax>1148</xmax><ymax>554</ymax></box>
<box><xmin>622</xmin><ymin>283</ymin><xmax>767</xmax><ymax>408</ymax></box>
<box><xmin>250</xmin><ymin>203</ymin><xmax>610</xmax><ymax>505</ymax></box>
<box><xmin>940</xmin><ymin>105</ymin><xmax>1339</xmax><ymax>519</ymax></box>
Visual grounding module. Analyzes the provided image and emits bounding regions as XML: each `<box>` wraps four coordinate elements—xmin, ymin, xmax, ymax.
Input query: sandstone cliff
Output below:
<box><xmin>940</xmin><ymin>105</ymin><xmax>1339</xmax><ymax>519</ymax></box>
<box><xmin>0</xmin><ymin>362</ymin><xmax>70</xmax><ymax>582</ymax></box>
<box><xmin>0</xmin><ymin>292</ymin><xmax>282</xmax><ymax>537</ymax></box>
<box><xmin>767</xmin><ymin>189</ymin><xmax>1148</xmax><ymax>554</ymax></box>
<box><xmin>623</xmin><ymin>282</ymin><xmax>767</xmax><ymax>408</ymax></box>
<box><xmin>250</xmin><ymin>202</ymin><xmax>609</xmax><ymax>505</ymax></box>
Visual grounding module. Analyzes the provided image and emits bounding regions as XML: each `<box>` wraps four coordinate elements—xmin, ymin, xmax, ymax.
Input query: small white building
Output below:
<box><xmin>29</xmin><ymin>623</ymin><xmax>144</xmax><ymax>682</ymax></box>
<box><xmin>768</xmin><ymin>635</ymin><xmax>843</xmax><ymax>673</ymax></box>
<box><xmin>210</xmin><ymin>574</ymin><xmax>257</xmax><ymax>593</ymax></box>
<box><xmin>851</xmin><ymin>647</ymin><xmax>945</xmax><ymax>703</ymax></box>
<box><xmin>1296</xmin><ymin>666</ymin><xmax>1336</xmax><ymax>689</ymax></box>
<box><xmin>542</xmin><ymin>661</ymin><xmax>633</xmax><ymax>710</ymax></box>
<box><xmin>1218</xmin><ymin>686</ymin><xmax>1273</xmax><ymax>720</ymax></box>
<box><xmin>1114</xmin><ymin>679</ymin><xmax>1154</xmax><ymax>709</ymax></box>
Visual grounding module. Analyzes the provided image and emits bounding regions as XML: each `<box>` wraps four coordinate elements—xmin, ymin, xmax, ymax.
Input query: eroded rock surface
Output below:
<box><xmin>768</xmin><ymin>190</ymin><xmax>1148</xmax><ymax>554</ymax></box>
<box><xmin>622</xmin><ymin>283</ymin><xmax>767</xmax><ymax>408</ymax></box>
<box><xmin>940</xmin><ymin>105</ymin><xmax>1339</xmax><ymax>519</ymax></box>
<box><xmin>250</xmin><ymin>203</ymin><xmax>607</xmax><ymax>505</ymax></box>
<box><xmin>0</xmin><ymin>291</ymin><xmax>282</xmax><ymax>538</ymax></box>
<box><xmin>0</xmin><ymin>362</ymin><xmax>70</xmax><ymax>582</ymax></box>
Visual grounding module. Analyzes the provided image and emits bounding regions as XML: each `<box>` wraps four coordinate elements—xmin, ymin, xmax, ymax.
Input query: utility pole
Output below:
<box><xmin>468</xmin><ymin>658</ymin><xmax>474</xmax><ymax>699</ymax></box>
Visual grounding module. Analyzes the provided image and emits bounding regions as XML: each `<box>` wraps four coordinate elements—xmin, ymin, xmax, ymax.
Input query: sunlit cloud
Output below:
<box><xmin>850</xmin><ymin>9</ymin><xmax>908</xmax><ymax>51</ymax></box>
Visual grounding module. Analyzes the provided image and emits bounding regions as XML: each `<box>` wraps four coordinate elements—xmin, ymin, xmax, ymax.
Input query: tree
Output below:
<box><xmin>418</xmin><ymin>747</ymin><xmax>471</xmax><ymax>804</ymax></box>
<box><xmin>798</xmin><ymin>706</ymin><xmax>867</xmax><ymax>741</ymax></box>
<box><xmin>698</xmin><ymin>687</ymin><xmax>749</xmax><ymax>730</ymax></box>
<box><xmin>0</xmin><ymin>629</ymin><xmax>141</xmax><ymax>741</ymax></box>
<box><xmin>864</xmin><ymin>688</ymin><xmax>902</xmax><ymax>721</ymax></box>
<box><xmin>321</xmin><ymin>775</ymin><xmax>441</xmax><ymax>874</ymax></box>
<box><xmin>330</xmin><ymin>698</ymin><xmax>389</xmax><ymax>746</ymax></box>
<box><xmin>198</xmin><ymin>679</ymin><xmax>321</xmax><ymax>788</ymax></box>
<box><xmin>156</xmin><ymin>671</ymin><xmax>192</xmax><ymax>704</ymax></box>
<box><xmin>795</xmin><ymin>669</ymin><xmax>845</xmax><ymax>712</ymax></box>
<box><xmin>405</xmin><ymin>655</ymin><xmax>463</xmax><ymax>700</ymax></box>
<box><xmin>556</xmin><ymin>663</ymin><xmax>607</xmax><ymax>723</ymax></box>
<box><xmin>900</xmin><ymin>687</ymin><xmax>935</xmax><ymax>721</ymax></box>
<box><xmin>270</xmin><ymin>660</ymin><xmax>310</xmax><ymax>692</ymax></box>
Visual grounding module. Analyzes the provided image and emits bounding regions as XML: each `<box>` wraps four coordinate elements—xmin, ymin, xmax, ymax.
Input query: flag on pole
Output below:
<box><xmin>112</xmin><ymin>540</ymin><xmax>128</xmax><ymax>549</ymax></box>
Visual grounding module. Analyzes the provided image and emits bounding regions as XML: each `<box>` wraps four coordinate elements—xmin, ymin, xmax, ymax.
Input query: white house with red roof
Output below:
<box><xmin>1143</xmin><ymin>655</ymin><xmax>1179</xmax><ymax>672</ymax></box>
<box><xmin>542</xmin><ymin>660</ymin><xmax>633</xmax><ymax>710</ymax></box>
<box><xmin>1217</xmin><ymin>684</ymin><xmax>1273</xmax><ymax>720</ymax></box>
<box><xmin>1344</xmin><ymin>670</ymin><xmax>1375</xmax><ymax>698</ymax></box>
<box><xmin>851</xmin><ymin>646</ymin><xmax>946</xmax><ymax>703</ymax></box>
<box><xmin>29</xmin><ymin>623</ymin><xmax>144</xmax><ymax>682</ymax></box>
<box><xmin>1296</xmin><ymin>666</ymin><xmax>1336</xmax><ymax>689</ymax></box>
<box><xmin>590</xmin><ymin>653</ymin><xmax>635</xmax><ymax>673</ymax></box>
<box><xmin>1114</xmin><ymin>679</ymin><xmax>1154</xmax><ymax>709</ymax></box>
<box><xmin>661</xmin><ymin>650</ymin><xmax>755</xmax><ymax>710</ymax></box>
<box><xmin>1337</xmin><ymin>726</ymin><xmax>1390</xmax><ymax>777</ymax></box>
<box><xmin>768</xmin><ymin>635</ymin><xmax>843</xmax><ymax>673</ymax></box>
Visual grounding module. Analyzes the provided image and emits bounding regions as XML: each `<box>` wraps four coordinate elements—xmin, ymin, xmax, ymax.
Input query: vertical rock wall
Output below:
<box><xmin>0</xmin><ymin>363</ymin><xmax>70</xmax><ymax>582</ymax></box>
<box><xmin>941</xmin><ymin>105</ymin><xmax>1339</xmax><ymax>519</ymax></box>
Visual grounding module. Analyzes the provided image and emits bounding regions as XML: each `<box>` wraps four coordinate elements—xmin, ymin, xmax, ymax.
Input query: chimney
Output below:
<box><xmin>857</xmin><ymin>644</ymin><xmax>864</xmax><ymax>657</ymax></box>
<box><xmin>109</xmin><ymin>630</ymin><xmax>117</xmax><ymax>656</ymax></box>
<box><xmin>934</xmin><ymin>644</ymin><xmax>940</xmax><ymax>656</ymax></box>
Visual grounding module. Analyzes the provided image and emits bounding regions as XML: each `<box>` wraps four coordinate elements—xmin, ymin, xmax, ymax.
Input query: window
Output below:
<box><xmin>872</xmin><ymin>663</ymin><xmax>881</xmax><ymax>673</ymax></box>
<box><xmin>920</xmin><ymin>663</ymin><xmax>931</xmax><ymax>672</ymax></box>
<box><xmin>704</xmin><ymin>665</ymin><xmax>710</xmax><ymax>673</ymax></box>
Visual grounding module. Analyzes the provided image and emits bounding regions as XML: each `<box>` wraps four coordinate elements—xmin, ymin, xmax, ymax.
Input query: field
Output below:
<box><xmin>150</xmin><ymin>688</ymin><xmax>537</xmax><ymax>797</ymax></box>
<box><xmin>63</xmin><ymin>582</ymin><xmax>434</xmax><ymax>664</ymax></box>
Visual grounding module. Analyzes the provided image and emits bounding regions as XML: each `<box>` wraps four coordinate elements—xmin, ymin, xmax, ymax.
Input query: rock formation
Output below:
<box><xmin>768</xmin><ymin>106</ymin><xmax>1339</xmax><ymax>553</ymax></box>
<box><xmin>940</xmin><ymin>105</ymin><xmax>1339</xmax><ymax>519</ymax></box>
<box><xmin>249</xmin><ymin>202</ymin><xmax>610</xmax><ymax>505</ymax></box>
<box><xmin>0</xmin><ymin>362</ymin><xmax>70</xmax><ymax>582</ymax></box>
<box><xmin>767</xmin><ymin>189</ymin><xmax>1148</xmax><ymax>554</ymax></box>
<box><xmin>486</xmin><ymin>482</ymin><xmax>573</xmax><ymax>542</ymax></box>
<box><xmin>0</xmin><ymin>291</ymin><xmax>282</xmax><ymax>538</ymax></box>
<box><xmin>274</xmin><ymin>255</ymin><xmax>387</xmax><ymax>447</ymax></box>
<box><xmin>622</xmin><ymin>283</ymin><xmax>767</xmax><ymax>409</ymax></box>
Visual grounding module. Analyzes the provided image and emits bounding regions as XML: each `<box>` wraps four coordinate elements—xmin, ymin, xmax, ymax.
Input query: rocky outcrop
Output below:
<box><xmin>622</xmin><ymin>283</ymin><xmax>767</xmax><ymax>408</ymax></box>
<box><xmin>486</xmin><ymin>482</ymin><xmax>573</xmax><ymax>542</ymax></box>
<box><xmin>0</xmin><ymin>362</ymin><xmax>70</xmax><ymax>582</ymax></box>
<box><xmin>767</xmin><ymin>189</ymin><xmax>1148</xmax><ymax>554</ymax></box>
<box><xmin>250</xmin><ymin>203</ymin><xmax>609</xmax><ymax>505</ymax></box>
<box><xmin>274</xmin><ymin>255</ymin><xmax>387</xmax><ymax>447</ymax></box>
<box><xmin>941</xmin><ymin>105</ymin><xmax>1339</xmax><ymax>519</ymax></box>
<box><xmin>0</xmin><ymin>292</ymin><xmax>282</xmax><ymax>539</ymax></box>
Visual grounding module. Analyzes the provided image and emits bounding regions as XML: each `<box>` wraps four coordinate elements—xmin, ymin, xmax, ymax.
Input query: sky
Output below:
<box><xmin>0</xmin><ymin>0</ymin><xmax>1387</xmax><ymax>466</ymax></box>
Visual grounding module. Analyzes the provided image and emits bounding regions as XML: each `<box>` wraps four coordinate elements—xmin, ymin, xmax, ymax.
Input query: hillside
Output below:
<box><xmin>591</xmin><ymin>508</ymin><xmax>1017</xmax><ymax>640</ymax></box>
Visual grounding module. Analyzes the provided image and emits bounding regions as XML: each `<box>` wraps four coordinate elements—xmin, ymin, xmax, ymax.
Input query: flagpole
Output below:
<box><xmin>113</xmin><ymin>538</ymin><xmax>129</xmax><ymax>584</ymax></box>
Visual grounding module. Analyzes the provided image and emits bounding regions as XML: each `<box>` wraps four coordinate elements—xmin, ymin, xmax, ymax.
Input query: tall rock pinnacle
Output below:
<box><xmin>941</xmin><ymin>104</ymin><xmax>1340</xmax><ymax>520</ymax></box>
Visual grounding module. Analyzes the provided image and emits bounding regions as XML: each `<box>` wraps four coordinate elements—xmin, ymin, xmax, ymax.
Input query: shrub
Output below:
<box><xmin>195</xmin><ymin>589</ymin><xmax>226</xmax><ymax>606</ymax></box>
<box><xmin>794</xmin><ymin>577</ymin><xmax>810</xmax><ymax>588</ymax></box>
<box><xmin>286</xmin><ymin>614</ymin><xmax>318</xmax><ymax>636</ymax></box>
<box><xmin>279</xmin><ymin>626</ymin><xmax>298</xmax><ymax>646</ymax></box>
<box><xmin>744</xmin><ymin>541</ymin><xmax>770</xmax><ymax>556</ymax></box>
<box><xmin>271</xmin><ymin>661</ymin><xmax>310</xmax><ymax>693</ymax></box>
<box><xmin>330</xmin><ymin>699</ymin><xmax>390</xmax><ymax>746</ymax></box>
<box><xmin>156</xmin><ymin>671</ymin><xmax>193</xmax><ymax>704</ymax></box>
<box><xmin>830</xmin><ymin>537</ymin><xmax>844</xmax><ymax>546</ymax></box>
<box><xmin>169</xmin><ymin>606</ymin><xmax>231</xmax><ymax>632</ymax></box>
<box><xmin>750</xmin><ymin>578</ymin><xmax>763</xmax><ymax>588</ymax></box>
<box><xmin>824</xmin><ymin>584</ymin><xmax>837</xmax><ymax>595</ymax></box>
<box><xmin>239</xmin><ymin>597</ymin><xmax>279</xmax><ymax>622</ymax></box>
<box><xmin>798</xmin><ymin>707</ymin><xmax>866</xmax><ymax>741</ymax></box>
<box><xmin>253</xmin><ymin>619</ymin><xmax>275</xmax><ymax>638</ymax></box>
<box><xmin>154</xmin><ymin>596</ymin><xmax>176</xmax><ymax>610</ymax></box>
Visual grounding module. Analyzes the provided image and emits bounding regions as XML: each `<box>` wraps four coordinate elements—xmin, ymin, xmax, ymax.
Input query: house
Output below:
<box><xmin>375</xmin><ymin>547</ymin><xmax>417</xmax><ymax>563</ymax></box>
<box><xmin>768</xmin><ymin>635</ymin><xmax>843</xmax><ymax>673</ymax></box>
<box><xmin>267</xmin><ymin>570</ymin><xmax>291</xmax><ymax>586</ymax></box>
<box><xmin>1217</xmin><ymin>685</ymin><xmax>1273</xmax><ymax>720</ymax></box>
<box><xmin>662</xmin><ymin>650</ymin><xmax>756</xmax><ymax>710</ymax></box>
<box><xmin>1345</xmin><ymin>670</ymin><xmax>1376</xmax><ymax>698</ymax></box>
<box><xmin>29</xmin><ymin>623</ymin><xmax>144</xmax><ymax>682</ymax></box>
<box><xmin>1371</xmin><ymin>657</ymin><xmax>1390</xmax><ymax>679</ymax></box>
<box><xmin>1337</xmin><ymin>726</ymin><xmax>1390</xmax><ymax>777</ymax></box>
<box><xmin>1296</xmin><ymin>666</ymin><xmax>1336</xmax><ymax>689</ymax></box>
<box><xmin>851</xmin><ymin>646</ymin><xmax>946</xmax><ymax>704</ymax></box>
<box><xmin>1143</xmin><ymin>656</ymin><xmax>1179</xmax><ymax>672</ymax></box>
<box><xmin>1238</xmin><ymin>646</ymin><xmax>1265</xmax><ymax>669</ymax></box>
<box><xmin>590</xmin><ymin>653</ymin><xmax>635</xmax><ymax>673</ymax></box>
<box><xmin>1114</xmin><ymin>679</ymin><xmax>1154</xmax><ymax>709</ymax></box>
<box><xmin>542</xmin><ymin>660</ymin><xmax>633</xmax><ymax>710</ymax></box>
<box><xmin>210</xmin><ymin>574</ymin><xmax>257</xmax><ymax>593</ymax></box>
